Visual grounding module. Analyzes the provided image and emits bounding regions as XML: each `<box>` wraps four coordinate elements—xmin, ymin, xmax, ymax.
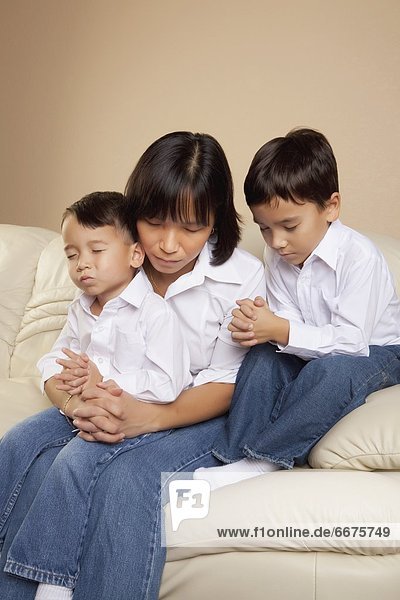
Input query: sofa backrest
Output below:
<box><xmin>0</xmin><ymin>224</ymin><xmax>76</xmax><ymax>379</ymax></box>
<box><xmin>367</xmin><ymin>231</ymin><xmax>400</xmax><ymax>293</ymax></box>
<box><xmin>0</xmin><ymin>225</ymin><xmax>56</xmax><ymax>377</ymax></box>
<box><xmin>12</xmin><ymin>235</ymin><xmax>78</xmax><ymax>378</ymax></box>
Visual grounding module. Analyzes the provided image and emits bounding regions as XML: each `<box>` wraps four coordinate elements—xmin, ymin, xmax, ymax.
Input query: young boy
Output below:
<box><xmin>39</xmin><ymin>190</ymin><xmax>191</xmax><ymax>422</ymax></box>
<box><xmin>197</xmin><ymin>128</ymin><xmax>400</xmax><ymax>489</ymax></box>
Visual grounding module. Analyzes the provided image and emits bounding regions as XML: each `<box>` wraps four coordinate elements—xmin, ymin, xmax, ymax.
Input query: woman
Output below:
<box><xmin>0</xmin><ymin>132</ymin><xmax>265</xmax><ymax>599</ymax></box>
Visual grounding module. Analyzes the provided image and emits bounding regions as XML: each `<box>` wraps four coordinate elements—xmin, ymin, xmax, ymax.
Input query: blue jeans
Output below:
<box><xmin>0</xmin><ymin>408</ymin><xmax>224</xmax><ymax>599</ymax></box>
<box><xmin>212</xmin><ymin>344</ymin><xmax>400</xmax><ymax>468</ymax></box>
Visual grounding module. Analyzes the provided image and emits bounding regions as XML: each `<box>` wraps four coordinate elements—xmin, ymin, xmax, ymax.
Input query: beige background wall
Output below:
<box><xmin>1</xmin><ymin>0</ymin><xmax>399</xmax><ymax>258</ymax></box>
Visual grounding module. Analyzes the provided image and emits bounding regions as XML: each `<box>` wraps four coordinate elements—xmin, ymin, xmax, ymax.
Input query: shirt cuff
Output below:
<box><xmin>277</xmin><ymin>320</ymin><xmax>322</xmax><ymax>360</ymax></box>
<box><xmin>39</xmin><ymin>364</ymin><xmax>63</xmax><ymax>392</ymax></box>
<box><xmin>192</xmin><ymin>368</ymin><xmax>238</xmax><ymax>387</ymax></box>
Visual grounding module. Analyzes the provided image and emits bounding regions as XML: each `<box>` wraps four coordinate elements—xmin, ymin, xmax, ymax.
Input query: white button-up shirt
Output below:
<box><xmin>143</xmin><ymin>243</ymin><xmax>266</xmax><ymax>387</ymax></box>
<box><xmin>265</xmin><ymin>220</ymin><xmax>400</xmax><ymax>360</ymax></box>
<box><xmin>38</xmin><ymin>270</ymin><xmax>192</xmax><ymax>403</ymax></box>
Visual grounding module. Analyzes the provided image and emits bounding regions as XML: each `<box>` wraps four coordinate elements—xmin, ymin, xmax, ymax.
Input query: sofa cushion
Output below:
<box><xmin>165</xmin><ymin>469</ymin><xmax>400</xmax><ymax>558</ymax></box>
<box><xmin>0</xmin><ymin>377</ymin><xmax>51</xmax><ymax>436</ymax></box>
<box><xmin>309</xmin><ymin>385</ymin><xmax>400</xmax><ymax>470</ymax></box>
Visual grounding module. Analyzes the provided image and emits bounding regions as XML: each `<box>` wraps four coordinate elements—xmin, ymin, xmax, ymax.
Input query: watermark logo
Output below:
<box><xmin>168</xmin><ymin>479</ymin><xmax>211</xmax><ymax>531</ymax></box>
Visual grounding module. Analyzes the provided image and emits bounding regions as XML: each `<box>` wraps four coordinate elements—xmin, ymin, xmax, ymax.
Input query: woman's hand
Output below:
<box><xmin>44</xmin><ymin>375</ymin><xmax>87</xmax><ymax>417</ymax></box>
<box><xmin>72</xmin><ymin>380</ymin><xmax>163</xmax><ymax>443</ymax></box>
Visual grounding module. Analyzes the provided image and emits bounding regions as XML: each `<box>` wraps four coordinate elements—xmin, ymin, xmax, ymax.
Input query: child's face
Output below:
<box><xmin>251</xmin><ymin>194</ymin><xmax>340</xmax><ymax>267</ymax></box>
<box><xmin>62</xmin><ymin>216</ymin><xmax>144</xmax><ymax>305</ymax></box>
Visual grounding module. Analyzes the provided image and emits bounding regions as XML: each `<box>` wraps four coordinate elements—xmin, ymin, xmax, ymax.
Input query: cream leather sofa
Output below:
<box><xmin>1</xmin><ymin>223</ymin><xmax>400</xmax><ymax>600</ymax></box>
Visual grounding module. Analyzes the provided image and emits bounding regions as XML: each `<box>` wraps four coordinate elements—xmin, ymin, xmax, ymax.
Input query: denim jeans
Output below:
<box><xmin>212</xmin><ymin>344</ymin><xmax>400</xmax><ymax>468</ymax></box>
<box><xmin>0</xmin><ymin>408</ymin><xmax>224</xmax><ymax>599</ymax></box>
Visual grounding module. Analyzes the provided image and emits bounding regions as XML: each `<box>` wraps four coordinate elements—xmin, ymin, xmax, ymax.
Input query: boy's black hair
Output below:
<box><xmin>62</xmin><ymin>191</ymin><xmax>136</xmax><ymax>240</ymax></box>
<box><xmin>244</xmin><ymin>128</ymin><xmax>339</xmax><ymax>209</ymax></box>
<box><xmin>124</xmin><ymin>131</ymin><xmax>241</xmax><ymax>265</ymax></box>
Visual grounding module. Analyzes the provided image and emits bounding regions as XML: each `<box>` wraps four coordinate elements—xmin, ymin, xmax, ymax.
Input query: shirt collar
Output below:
<box><xmin>306</xmin><ymin>220</ymin><xmax>344</xmax><ymax>270</ymax></box>
<box><xmin>196</xmin><ymin>242</ymin><xmax>243</xmax><ymax>284</ymax></box>
<box><xmin>76</xmin><ymin>269</ymin><xmax>149</xmax><ymax>313</ymax></box>
<box><xmin>119</xmin><ymin>269</ymin><xmax>152</xmax><ymax>307</ymax></box>
<box><xmin>163</xmin><ymin>242</ymin><xmax>243</xmax><ymax>298</ymax></box>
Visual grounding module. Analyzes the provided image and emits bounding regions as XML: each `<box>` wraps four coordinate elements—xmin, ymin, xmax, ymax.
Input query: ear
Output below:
<box><xmin>326</xmin><ymin>192</ymin><xmax>341</xmax><ymax>222</ymax></box>
<box><xmin>130</xmin><ymin>242</ymin><xmax>145</xmax><ymax>268</ymax></box>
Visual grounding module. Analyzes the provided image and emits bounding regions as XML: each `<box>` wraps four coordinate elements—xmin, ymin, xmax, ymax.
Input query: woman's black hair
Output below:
<box><xmin>244</xmin><ymin>128</ymin><xmax>339</xmax><ymax>209</ymax></box>
<box><xmin>124</xmin><ymin>131</ymin><xmax>241</xmax><ymax>265</ymax></box>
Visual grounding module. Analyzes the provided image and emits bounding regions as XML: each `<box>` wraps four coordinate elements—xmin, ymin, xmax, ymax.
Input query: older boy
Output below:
<box><xmin>198</xmin><ymin>128</ymin><xmax>400</xmax><ymax>488</ymax></box>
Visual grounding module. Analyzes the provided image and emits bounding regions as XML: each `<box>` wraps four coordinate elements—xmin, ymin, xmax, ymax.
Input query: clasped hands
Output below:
<box><xmin>54</xmin><ymin>349</ymin><xmax>154</xmax><ymax>444</ymax></box>
<box><xmin>228</xmin><ymin>296</ymin><xmax>289</xmax><ymax>347</ymax></box>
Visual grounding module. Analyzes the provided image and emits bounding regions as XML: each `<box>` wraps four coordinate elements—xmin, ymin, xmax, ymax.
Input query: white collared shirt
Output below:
<box><xmin>143</xmin><ymin>243</ymin><xmax>266</xmax><ymax>387</ymax></box>
<box><xmin>265</xmin><ymin>220</ymin><xmax>400</xmax><ymax>360</ymax></box>
<box><xmin>37</xmin><ymin>270</ymin><xmax>192</xmax><ymax>403</ymax></box>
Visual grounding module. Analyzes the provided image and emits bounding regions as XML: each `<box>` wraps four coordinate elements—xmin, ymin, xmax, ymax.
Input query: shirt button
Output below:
<box><xmin>98</xmin><ymin>358</ymin><xmax>103</xmax><ymax>364</ymax></box>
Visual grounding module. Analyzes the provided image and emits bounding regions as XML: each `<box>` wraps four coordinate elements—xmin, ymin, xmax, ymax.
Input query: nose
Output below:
<box><xmin>159</xmin><ymin>228</ymin><xmax>179</xmax><ymax>254</ymax></box>
<box><xmin>270</xmin><ymin>231</ymin><xmax>288</xmax><ymax>250</ymax></box>
<box><xmin>76</xmin><ymin>255</ymin><xmax>91</xmax><ymax>271</ymax></box>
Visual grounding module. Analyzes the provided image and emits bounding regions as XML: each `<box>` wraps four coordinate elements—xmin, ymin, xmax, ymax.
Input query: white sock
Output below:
<box><xmin>193</xmin><ymin>457</ymin><xmax>281</xmax><ymax>490</ymax></box>
<box><xmin>35</xmin><ymin>583</ymin><xmax>73</xmax><ymax>600</ymax></box>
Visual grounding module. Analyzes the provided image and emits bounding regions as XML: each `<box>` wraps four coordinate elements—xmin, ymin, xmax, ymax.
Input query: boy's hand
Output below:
<box><xmin>55</xmin><ymin>350</ymin><xmax>103</xmax><ymax>395</ymax></box>
<box><xmin>54</xmin><ymin>348</ymin><xmax>90</xmax><ymax>395</ymax></box>
<box><xmin>228</xmin><ymin>296</ymin><xmax>267</xmax><ymax>343</ymax></box>
<box><xmin>229</xmin><ymin>296</ymin><xmax>289</xmax><ymax>347</ymax></box>
<box><xmin>84</xmin><ymin>359</ymin><xmax>103</xmax><ymax>390</ymax></box>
